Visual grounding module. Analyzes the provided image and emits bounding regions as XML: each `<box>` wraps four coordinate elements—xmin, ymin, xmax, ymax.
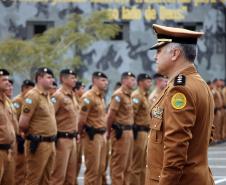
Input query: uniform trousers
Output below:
<box><xmin>25</xmin><ymin>141</ymin><xmax>56</xmax><ymax>185</ymax></box>
<box><xmin>50</xmin><ymin>138</ymin><xmax>77</xmax><ymax>185</ymax></box>
<box><xmin>130</xmin><ymin>132</ymin><xmax>148</xmax><ymax>185</ymax></box>
<box><xmin>110</xmin><ymin>130</ymin><xmax>133</xmax><ymax>185</ymax></box>
<box><xmin>83</xmin><ymin>133</ymin><xmax>107</xmax><ymax>185</ymax></box>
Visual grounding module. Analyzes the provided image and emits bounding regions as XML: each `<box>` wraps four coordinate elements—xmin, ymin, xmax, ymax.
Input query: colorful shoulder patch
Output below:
<box><xmin>83</xmin><ymin>98</ymin><xmax>90</xmax><ymax>105</ymax></box>
<box><xmin>114</xmin><ymin>95</ymin><xmax>121</xmax><ymax>103</ymax></box>
<box><xmin>132</xmin><ymin>98</ymin><xmax>140</xmax><ymax>104</ymax></box>
<box><xmin>25</xmin><ymin>98</ymin><xmax>33</xmax><ymax>105</ymax></box>
<box><xmin>174</xmin><ymin>74</ymin><xmax>186</xmax><ymax>86</ymax></box>
<box><xmin>13</xmin><ymin>102</ymin><xmax>20</xmax><ymax>109</ymax></box>
<box><xmin>51</xmin><ymin>97</ymin><xmax>57</xmax><ymax>104</ymax></box>
<box><xmin>171</xmin><ymin>93</ymin><xmax>187</xmax><ymax>110</ymax></box>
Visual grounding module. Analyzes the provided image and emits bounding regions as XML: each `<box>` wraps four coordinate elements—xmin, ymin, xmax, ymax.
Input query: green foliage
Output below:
<box><xmin>0</xmin><ymin>10</ymin><xmax>120</xmax><ymax>79</ymax></box>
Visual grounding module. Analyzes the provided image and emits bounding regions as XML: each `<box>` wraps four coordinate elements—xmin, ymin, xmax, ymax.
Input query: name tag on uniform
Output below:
<box><xmin>152</xmin><ymin>107</ymin><xmax>164</xmax><ymax>119</ymax></box>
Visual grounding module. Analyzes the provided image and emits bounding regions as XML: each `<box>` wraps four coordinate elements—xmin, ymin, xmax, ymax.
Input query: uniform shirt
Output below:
<box><xmin>51</xmin><ymin>87</ymin><xmax>79</xmax><ymax>132</ymax></box>
<box><xmin>109</xmin><ymin>86</ymin><xmax>133</xmax><ymax>125</ymax></box>
<box><xmin>21</xmin><ymin>86</ymin><xmax>57</xmax><ymax>136</ymax></box>
<box><xmin>223</xmin><ymin>87</ymin><xmax>226</xmax><ymax>107</ymax></box>
<box><xmin>131</xmin><ymin>88</ymin><xmax>150</xmax><ymax>126</ymax></box>
<box><xmin>212</xmin><ymin>88</ymin><xmax>223</xmax><ymax>110</ymax></box>
<box><xmin>149</xmin><ymin>88</ymin><xmax>162</xmax><ymax>107</ymax></box>
<box><xmin>13</xmin><ymin>94</ymin><xmax>24</xmax><ymax>120</ymax></box>
<box><xmin>0</xmin><ymin>94</ymin><xmax>15</xmax><ymax>144</ymax></box>
<box><xmin>6</xmin><ymin>97</ymin><xmax>19</xmax><ymax>134</ymax></box>
<box><xmin>80</xmin><ymin>86</ymin><xmax>106</xmax><ymax>128</ymax></box>
<box><xmin>147</xmin><ymin>64</ymin><xmax>214</xmax><ymax>185</ymax></box>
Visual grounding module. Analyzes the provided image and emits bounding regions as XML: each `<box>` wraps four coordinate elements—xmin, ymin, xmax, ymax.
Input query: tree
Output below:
<box><xmin>0</xmin><ymin>10</ymin><xmax>120</xmax><ymax>79</ymax></box>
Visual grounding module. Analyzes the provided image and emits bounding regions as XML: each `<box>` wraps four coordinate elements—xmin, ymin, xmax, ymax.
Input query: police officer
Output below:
<box><xmin>107</xmin><ymin>72</ymin><xmax>136</xmax><ymax>185</ymax></box>
<box><xmin>12</xmin><ymin>79</ymin><xmax>34</xmax><ymax>185</ymax></box>
<box><xmin>146</xmin><ymin>24</ymin><xmax>215</xmax><ymax>185</ymax></box>
<box><xmin>78</xmin><ymin>72</ymin><xmax>108</xmax><ymax>185</ymax></box>
<box><xmin>73</xmin><ymin>80</ymin><xmax>86</xmax><ymax>185</ymax></box>
<box><xmin>130</xmin><ymin>73</ymin><xmax>152</xmax><ymax>185</ymax></box>
<box><xmin>50</xmin><ymin>69</ymin><xmax>79</xmax><ymax>185</ymax></box>
<box><xmin>0</xmin><ymin>69</ymin><xmax>16</xmax><ymax>185</ymax></box>
<box><xmin>148</xmin><ymin>73</ymin><xmax>167</xmax><ymax>106</ymax></box>
<box><xmin>19</xmin><ymin>67</ymin><xmax>57</xmax><ymax>185</ymax></box>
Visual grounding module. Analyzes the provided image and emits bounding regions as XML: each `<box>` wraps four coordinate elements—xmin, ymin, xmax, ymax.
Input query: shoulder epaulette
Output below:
<box><xmin>174</xmin><ymin>74</ymin><xmax>186</xmax><ymax>86</ymax></box>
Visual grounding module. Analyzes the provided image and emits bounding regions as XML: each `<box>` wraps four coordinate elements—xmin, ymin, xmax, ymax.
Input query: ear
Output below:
<box><xmin>171</xmin><ymin>48</ymin><xmax>181</xmax><ymax>62</ymax></box>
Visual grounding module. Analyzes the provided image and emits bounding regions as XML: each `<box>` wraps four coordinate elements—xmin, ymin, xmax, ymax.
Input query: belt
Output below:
<box><xmin>135</xmin><ymin>125</ymin><xmax>150</xmax><ymax>132</ymax></box>
<box><xmin>0</xmin><ymin>144</ymin><xmax>11</xmax><ymax>150</ymax></box>
<box><xmin>57</xmin><ymin>131</ymin><xmax>77</xmax><ymax>139</ymax></box>
<box><xmin>94</xmin><ymin>127</ymin><xmax>106</xmax><ymax>134</ymax></box>
<box><xmin>26</xmin><ymin>134</ymin><xmax>57</xmax><ymax>142</ymax></box>
<box><xmin>112</xmin><ymin>123</ymin><xmax>133</xmax><ymax>130</ymax></box>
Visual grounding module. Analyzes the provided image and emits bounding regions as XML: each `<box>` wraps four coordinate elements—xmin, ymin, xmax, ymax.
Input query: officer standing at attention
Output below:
<box><xmin>130</xmin><ymin>73</ymin><xmax>152</xmax><ymax>185</ymax></box>
<box><xmin>0</xmin><ymin>69</ymin><xmax>16</xmax><ymax>185</ymax></box>
<box><xmin>107</xmin><ymin>72</ymin><xmax>136</xmax><ymax>185</ymax></box>
<box><xmin>145</xmin><ymin>24</ymin><xmax>215</xmax><ymax>185</ymax></box>
<box><xmin>19</xmin><ymin>67</ymin><xmax>57</xmax><ymax>185</ymax></box>
<box><xmin>50</xmin><ymin>69</ymin><xmax>79</xmax><ymax>185</ymax></box>
<box><xmin>13</xmin><ymin>79</ymin><xmax>34</xmax><ymax>185</ymax></box>
<box><xmin>78</xmin><ymin>72</ymin><xmax>108</xmax><ymax>185</ymax></box>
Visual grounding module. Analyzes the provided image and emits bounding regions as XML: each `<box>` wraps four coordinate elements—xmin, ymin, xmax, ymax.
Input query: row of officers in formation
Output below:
<box><xmin>0</xmin><ymin>67</ymin><xmax>164</xmax><ymax>185</ymax></box>
<box><xmin>1</xmin><ymin>67</ymin><xmax>226</xmax><ymax>185</ymax></box>
<box><xmin>0</xmin><ymin>24</ymin><xmax>226</xmax><ymax>185</ymax></box>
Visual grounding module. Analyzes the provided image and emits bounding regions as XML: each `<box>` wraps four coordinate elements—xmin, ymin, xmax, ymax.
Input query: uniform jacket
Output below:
<box><xmin>146</xmin><ymin>64</ymin><xmax>215</xmax><ymax>185</ymax></box>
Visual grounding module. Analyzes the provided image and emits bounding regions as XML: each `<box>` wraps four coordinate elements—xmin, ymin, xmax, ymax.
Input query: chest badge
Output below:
<box><xmin>152</xmin><ymin>107</ymin><xmax>164</xmax><ymax>119</ymax></box>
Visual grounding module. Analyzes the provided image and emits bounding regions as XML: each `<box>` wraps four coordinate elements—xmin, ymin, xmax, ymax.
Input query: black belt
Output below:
<box><xmin>0</xmin><ymin>144</ymin><xmax>11</xmax><ymax>150</ymax></box>
<box><xmin>135</xmin><ymin>125</ymin><xmax>150</xmax><ymax>132</ymax></box>
<box><xmin>26</xmin><ymin>134</ymin><xmax>57</xmax><ymax>142</ymax></box>
<box><xmin>112</xmin><ymin>123</ymin><xmax>133</xmax><ymax>130</ymax></box>
<box><xmin>57</xmin><ymin>131</ymin><xmax>77</xmax><ymax>139</ymax></box>
<box><xmin>94</xmin><ymin>127</ymin><xmax>106</xmax><ymax>134</ymax></box>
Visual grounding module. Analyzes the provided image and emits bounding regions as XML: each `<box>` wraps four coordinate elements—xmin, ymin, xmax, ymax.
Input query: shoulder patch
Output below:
<box><xmin>114</xmin><ymin>95</ymin><xmax>121</xmax><ymax>103</ymax></box>
<box><xmin>25</xmin><ymin>98</ymin><xmax>33</xmax><ymax>105</ymax></box>
<box><xmin>132</xmin><ymin>98</ymin><xmax>140</xmax><ymax>104</ymax></box>
<box><xmin>13</xmin><ymin>102</ymin><xmax>20</xmax><ymax>109</ymax></box>
<box><xmin>171</xmin><ymin>93</ymin><xmax>187</xmax><ymax>110</ymax></box>
<box><xmin>51</xmin><ymin>97</ymin><xmax>57</xmax><ymax>104</ymax></box>
<box><xmin>83</xmin><ymin>98</ymin><xmax>90</xmax><ymax>105</ymax></box>
<box><xmin>174</xmin><ymin>75</ymin><xmax>186</xmax><ymax>86</ymax></box>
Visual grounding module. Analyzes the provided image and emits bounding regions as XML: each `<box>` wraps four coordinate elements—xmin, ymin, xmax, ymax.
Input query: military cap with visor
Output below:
<box><xmin>137</xmin><ymin>73</ymin><xmax>152</xmax><ymax>82</ymax></box>
<box><xmin>121</xmin><ymin>72</ymin><xmax>136</xmax><ymax>78</ymax></box>
<box><xmin>0</xmin><ymin>69</ymin><xmax>10</xmax><ymax>76</ymax></box>
<box><xmin>150</xmin><ymin>24</ymin><xmax>204</xmax><ymax>50</ymax></box>
<box><xmin>36</xmin><ymin>67</ymin><xmax>54</xmax><ymax>77</ymax></box>
<box><xmin>60</xmin><ymin>69</ymin><xmax>77</xmax><ymax>76</ymax></box>
<box><xmin>92</xmin><ymin>71</ymin><xmax>108</xmax><ymax>79</ymax></box>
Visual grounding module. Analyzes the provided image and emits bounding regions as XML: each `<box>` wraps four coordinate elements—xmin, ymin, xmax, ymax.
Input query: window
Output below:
<box><xmin>110</xmin><ymin>22</ymin><xmax>129</xmax><ymax>41</ymax></box>
<box><xmin>26</xmin><ymin>21</ymin><xmax>54</xmax><ymax>39</ymax></box>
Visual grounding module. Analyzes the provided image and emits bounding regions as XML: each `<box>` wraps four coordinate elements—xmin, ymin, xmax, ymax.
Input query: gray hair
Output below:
<box><xmin>166</xmin><ymin>42</ymin><xmax>197</xmax><ymax>62</ymax></box>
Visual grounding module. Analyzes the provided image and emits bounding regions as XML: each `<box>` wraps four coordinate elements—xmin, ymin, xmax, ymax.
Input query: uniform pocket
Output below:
<box><xmin>149</xmin><ymin>118</ymin><xmax>163</xmax><ymax>143</ymax></box>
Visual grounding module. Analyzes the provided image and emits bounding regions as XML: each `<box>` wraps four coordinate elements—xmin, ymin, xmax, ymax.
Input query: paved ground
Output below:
<box><xmin>209</xmin><ymin>141</ymin><xmax>226</xmax><ymax>185</ymax></box>
<box><xmin>77</xmin><ymin>141</ymin><xmax>226</xmax><ymax>185</ymax></box>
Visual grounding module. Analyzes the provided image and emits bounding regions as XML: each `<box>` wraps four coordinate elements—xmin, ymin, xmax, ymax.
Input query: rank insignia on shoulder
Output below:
<box><xmin>132</xmin><ymin>98</ymin><xmax>139</xmax><ymax>104</ymax></box>
<box><xmin>51</xmin><ymin>97</ymin><xmax>57</xmax><ymax>104</ymax></box>
<box><xmin>13</xmin><ymin>102</ymin><xmax>20</xmax><ymax>109</ymax></box>
<box><xmin>25</xmin><ymin>98</ymin><xmax>32</xmax><ymax>105</ymax></box>
<box><xmin>114</xmin><ymin>96</ymin><xmax>121</xmax><ymax>103</ymax></box>
<box><xmin>174</xmin><ymin>74</ymin><xmax>186</xmax><ymax>86</ymax></box>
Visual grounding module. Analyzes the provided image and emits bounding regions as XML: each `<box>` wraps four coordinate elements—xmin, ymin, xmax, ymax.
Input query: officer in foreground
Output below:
<box><xmin>19</xmin><ymin>67</ymin><xmax>57</xmax><ymax>185</ymax></box>
<box><xmin>146</xmin><ymin>24</ymin><xmax>215</xmax><ymax>185</ymax></box>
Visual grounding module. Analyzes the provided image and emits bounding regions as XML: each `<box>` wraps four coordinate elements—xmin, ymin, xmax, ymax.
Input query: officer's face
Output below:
<box><xmin>126</xmin><ymin>76</ymin><xmax>137</xmax><ymax>90</ymax></box>
<box><xmin>143</xmin><ymin>79</ymin><xmax>152</xmax><ymax>91</ymax></box>
<box><xmin>96</xmin><ymin>77</ymin><xmax>108</xmax><ymax>91</ymax></box>
<box><xmin>5</xmin><ymin>82</ymin><xmax>13</xmax><ymax>98</ymax></box>
<box><xmin>0</xmin><ymin>75</ymin><xmax>10</xmax><ymax>92</ymax></box>
<box><xmin>40</xmin><ymin>74</ymin><xmax>54</xmax><ymax>90</ymax></box>
<box><xmin>63</xmin><ymin>74</ymin><xmax>77</xmax><ymax>89</ymax></box>
<box><xmin>155</xmin><ymin>45</ymin><xmax>172</xmax><ymax>75</ymax></box>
